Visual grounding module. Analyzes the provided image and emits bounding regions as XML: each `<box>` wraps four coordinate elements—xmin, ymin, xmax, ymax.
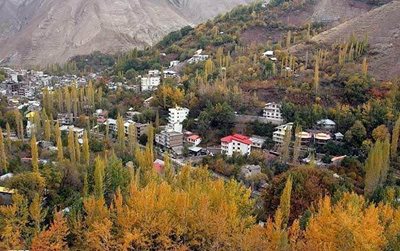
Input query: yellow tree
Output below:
<box><xmin>362</xmin><ymin>57</ymin><xmax>368</xmax><ymax>76</ymax></box>
<box><xmin>314</xmin><ymin>56</ymin><xmax>320</xmax><ymax>95</ymax></box>
<box><xmin>30</xmin><ymin>212</ymin><xmax>69</xmax><ymax>251</ymax></box>
<box><xmin>391</xmin><ymin>116</ymin><xmax>400</xmax><ymax>159</ymax></box>
<box><xmin>117</xmin><ymin>114</ymin><xmax>125</xmax><ymax>151</ymax></box>
<box><xmin>94</xmin><ymin>156</ymin><xmax>105</xmax><ymax>199</ymax></box>
<box><xmin>279</xmin><ymin>175</ymin><xmax>293</xmax><ymax>226</ymax></box>
<box><xmin>6</xmin><ymin>122</ymin><xmax>11</xmax><ymax>150</ymax></box>
<box><xmin>127</xmin><ymin>124</ymin><xmax>137</xmax><ymax>155</ymax></box>
<box><xmin>57</xmin><ymin>133</ymin><xmax>64</xmax><ymax>162</ymax></box>
<box><xmin>44</xmin><ymin>119</ymin><xmax>51</xmax><ymax>141</ymax></box>
<box><xmin>31</xmin><ymin>135</ymin><xmax>39</xmax><ymax>173</ymax></box>
<box><xmin>0</xmin><ymin>128</ymin><xmax>8</xmax><ymax>172</ymax></box>
<box><xmin>82</xmin><ymin>130</ymin><xmax>90</xmax><ymax>166</ymax></box>
<box><xmin>292</xmin><ymin>125</ymin><xmax>302</xmax><ymax>164</ymax></box>
<box><xmin>75</xmin><ymin>134</ymin><xmax>81</xmax><ymax>164</ymax></box>
<box><xmin>29</xmin><ymin>193</ymin><xmax>46</xmax><ymax>237</ymax></box>
<box><xmin>68</xmin><ymin>128</ymin><xmax>76</xmax><ymax>163</ymax></box>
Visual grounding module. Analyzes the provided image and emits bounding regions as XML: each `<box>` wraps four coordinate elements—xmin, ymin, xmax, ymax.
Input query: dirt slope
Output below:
<box><xmin>0</xmin><ymin>0</ymin><xmax>251</xmax><ymax>66</ymax></box>
<box><xmin>311</xmin><ymin>0</ymin><xmax>400</xmax><ymax>80</ymax></box>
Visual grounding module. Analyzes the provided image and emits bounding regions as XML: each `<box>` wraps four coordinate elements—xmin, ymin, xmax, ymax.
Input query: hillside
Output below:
<box><xmin>0</xmin><ymin>0</ymin><xmax>251</xmax><ymax>66</ymax></box>
<box><xmin>293</xmin><ymin>0</ymin><xmax>400</xmax><ymax>80</ymax></box>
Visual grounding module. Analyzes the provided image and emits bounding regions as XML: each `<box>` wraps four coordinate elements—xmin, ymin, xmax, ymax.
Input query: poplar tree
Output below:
<box><xmin>68</xmin><ymin>128</ymin><xmax>76</xmax><ymax>163</ymax></box>
<box><xmin>292</xmin><ymin>125</ymin><xmax>302</xmax><ymax>164</ymax></box>
<box><xmin>83</xmin><ymin>130</ymin><xmax>90</xmax><ymax>166</ymax></box>
<box><xmin>362</xmin><ymin>57</ymin><xmax>368</xmax><ymax>76</ymax></box>
<box><xmin>44</xmin><ymin>119</ymin><xmax>51</xmax><ymax>141</ymax></box>
<box><xmin>281</xmin><ymin>127</ymin><xmax>292</xmax><ymax>164</ymax></box>
<box><xmin>57</xmin><ymin>133</ymin><xmax>64</xmax><ymax>162</ymax></box>
<box><xmin>314</xmin><ymin>56</ymin><xmax>320</xmax><ymax>95</ymax></box>
<box><xmin>31</xmin><ymin>135</ymin><xmax>39</xmax><ymax>173</ymax></box>
<box><xmin>0</xmin><ymin>128</ymin><xmax>8</xmax><ymax>172</ymax></box>
<box><xmin>94</xmin><ymin>156</ymin><xmax>105</xmax><ymax>199</ymax></box>
<box><xmin>75</xmin><ymin>134</ymin><xmax>81</xmax><ymax>164</ymax></box>
<box><xmin>29</xmin><ymin>193</ymin><xmax>46</xmax><ymax>237</ymax></box>
<box><xmin>117</xmin><ymin>114</ymin><xmax>125</xmax><ymax>151</ymax></box>
<box><xmin>391</xmin><ymin>116</ymin><xmax>400</xmax><ymax>159</ymax></box>
<box><xmin>6</xmin><ymin>122</ymin><xmax>11</xmax><ymax>150</ymax></box>
<box><xmin>286</xmin><ymin>30</ymin><xmax>291</xmax><ymax>48</ymax></box>
<box><xmin>279</xmin><ymin>175</ymin><xmax>293</xmax><ymax>225</ymax></box>
<box><xmin>128</xmin><ymin>124</ymin><xmax>137</xmax><ymax>155</ymax></box>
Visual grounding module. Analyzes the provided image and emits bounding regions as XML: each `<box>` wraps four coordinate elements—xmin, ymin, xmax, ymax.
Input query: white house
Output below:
<box><xmin>186</xmin><ymin>134</ymin><xmax>202</xmax><ymax>146</ymax></box>
<box><xmin>169</xmin><ymin>60</ymin><xmax>180</xmax><ymax>68</ymax></box>
<box><xmin>262</xmin><ymin>50</ymin><xmax>274</xmax><ymax>57</ymax></box>
<box><xmin>317</xmin><ymin>119</ymin><xmax>336</xmax><ymax>131</ymax></box>
<box><xmin>272</xmin><ymin>122</ymin><xmax>294</xmax><ymax>144</ymax></box>
<box><xmin>221</xmin><ymin>134</ymin><xmax>252</xmax><ymax>157</ymax></box>
<box><xmin>163</xmin><ymin>70</ymin><xmax>178</xmax><ymax>78</ymax></box>
<box><xmin>141</xmin><ymin>76</ymin><xmax>160</xmax><ymax>92</ymax></box>
<box><xmin>166</xmin><ymin>106</ymin><xmax>189</xmax><ymax>133</ymax></box>
<box><xmin>188</xmin><ymin>54</ymin><xmax>209</xmax><ymax>64</ymax></box>
<box><xmin>263</xmin><ymin>102</ymin><xmax>284</xmax><ymax>125</ymax></box>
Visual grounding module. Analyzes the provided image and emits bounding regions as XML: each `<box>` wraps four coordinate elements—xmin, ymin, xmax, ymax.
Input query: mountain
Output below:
<box><xmin>292</xmin><ymin>0</ymin><xmax>400</xmax><ymax>80</ymax></box>
<box><xmin>0</xmin><ymin>0</ymin><xmax>252</xmax><ymax>66</ymax></box>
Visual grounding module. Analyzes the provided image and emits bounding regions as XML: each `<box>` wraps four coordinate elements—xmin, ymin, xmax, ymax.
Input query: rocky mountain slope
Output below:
<box><xmin>306</xmin><ymin>0</ymin><xmax>400</xmax><ymax>80</ymax></box>
<box><xmin>0</xmin><ymin>0</ymin><xmax>251</xmax><ymax>66</ymax></box>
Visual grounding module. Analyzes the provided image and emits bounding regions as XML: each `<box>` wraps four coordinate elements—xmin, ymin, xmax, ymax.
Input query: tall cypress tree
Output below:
<box><xmin>31</xmin><ymin>135</ymin><xmax>39</xmax><ymax>173</ymax></box>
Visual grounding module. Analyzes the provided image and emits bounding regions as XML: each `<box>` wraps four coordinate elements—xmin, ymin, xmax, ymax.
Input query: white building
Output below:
<box><xmin>317</xmin><ymin>119</ymin><xmax>336</xmax><ymax>131</ymax></box>
<box><xmin>141</xmin><ymin>76</ymin><xmax>160</xmax><ymax>92</ymax></box>
<box><xmin>263</xmin><ymin>102</ymin><xmax>284</xmax><ymax>125</ymax></box>
<box><xmin>262</xmin><ymin>50</ymin><xmax>274</xmax><ymax>57</ymax></box>
<box><xmin>186</xmin><ymin>134</ymin><xmax>202</xmax><ymax>146</ymax></box>
<box><xmin>250</xmin><ymin>136</ymin><xmax>266</xmax><ymax>149</ymax></box>
<box><xmin>221</xmin><ymin>134</ymin><xmax>252</xmax><ymax>157</ymax></box>
<box><xmin>272</xmin><ymin>122</ymin><xmax>294</xmax><ymax>144</ymax></box>
<box><xmin>166</xmin><ymin>106</ymin><xmax>189</xmax><ymax>133</ymax></box>
<box><xmin>169</xmin><ymin>60</ymin><xmax>180</xmax><ymax>68</ymax></box>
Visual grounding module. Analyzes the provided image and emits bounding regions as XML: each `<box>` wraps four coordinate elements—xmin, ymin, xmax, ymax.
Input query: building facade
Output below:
<box><xmin>221</xmin><ymin>134</ymin><xmax>252</xmax><ymax>157</ymax></box>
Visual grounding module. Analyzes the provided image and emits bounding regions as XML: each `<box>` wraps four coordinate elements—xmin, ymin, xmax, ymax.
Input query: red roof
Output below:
<box><xmin>187</xmin><ymin>134</ymin><xmax>200</xmax><ymax>140</ymax></box>
<box><xmin>221</xmin><ymin>134</ymin><xmax>252</xmax><ymax>145</ymax></box>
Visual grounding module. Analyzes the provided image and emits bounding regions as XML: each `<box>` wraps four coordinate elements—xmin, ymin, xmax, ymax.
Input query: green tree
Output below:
<box><xmin>68</xmin><ymin>128</ymin><xmax>76</xmax><ymax>163</ymax></box>
<box><xmin>94</xmin><ymin>156</ymin><xmax>105</xmax><ymax>199</ymax></box>
<box><xmin>391</xmin><ymin>116</ymin><xmax>400</xmax><ymax>159</ymax></box>
<box><xmin>82</xmin><ymin>130</ymin><xmax>90</xmax><ymax>166</ymax></box>
<box><xmin>279</xmin><ymin>175</ymin><xmax>292</xmax><ymax>226</ymax></box>
<box><xmin>0</xmin><ymin>128</ymin><xmax>8</xmax><ymax>172</ymax></box>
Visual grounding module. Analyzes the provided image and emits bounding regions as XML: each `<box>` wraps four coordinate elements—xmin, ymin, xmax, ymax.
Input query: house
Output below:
<box><xmin>169</xmin><ymin>60</ymin><xmax>180</xmax><ymax>68</ymax></box>
<box><xmin>155</xmin><ymin>130</ymin><xmax>184</xmax><ymax>149</ymax></box>
<box><xmin>141</xmin><ymin>76</ymin><xmax>160</xmax><ymax>91</ymax></box>
<box><xmin>317</xmin><ymin>119</ymin><xmax>336</xmax><ymax>131</ymax></box>
<box><xmin>295</xmin><ymin>131</ymin><xmax>313</xmax><ymax>145</ymax></box>
<box><xmin>250</xmin><ymin>136</ymin><xmax>266</xmax><ymax>149</ymax></box>
<box><xmin>262</xmin><ymin>50</ymin><xmax>274</xmax><ymax>57</ymax></box>
<box><xmin>188</xmin><ymin>50</ymin><xmax>209</xmax><ymax>64</ymax></box>
<box><xmin>57</xmin><ymin>113</ymin><xmax>74</xmax><ymax>125</ymax></box>
<box><xmin>186</xmin><ymin>134</ymin><xmax>202</xmax><ymax>146</ymax></box>
<box><xmin>263</xmin><ymin>102</ymin><xmax>284</xmax><ymax>125</ymax></box>
<box><xmin>335</xmin><ymin>132</ymin><xmax>344</xmax><ymax>141</ymax></box>
<box><xmin>163</xmin><ymin>70</ymin><xmax>178</xmax><ymax>78</ymax></box>
<box><xmin>167</xmin><ymin>106</ymin><xmax>189</xmax><ymax>133</ymax></box>
<box><xmin>0</xmin><ymin>186</ymin><xmax>15</xmax><ymax>206</ymax></box>
<box><xmin>59</xmin><ymin>125</ymin><xmax>84</xmax><ymax>138</ymax></box>
<box><xmin>314</xmin><ymin>132</ymin><xmax>332</xmax><ymax>145</ymax></box>
<box><xmin>272</xmin><ymin>123</ymin><xmax>294</xmax><ymax>144</ymax></box>
<box><xmin>221</xmin><ymin>134</ymin><xmax>252</xmax><ymax>157</ymax></box>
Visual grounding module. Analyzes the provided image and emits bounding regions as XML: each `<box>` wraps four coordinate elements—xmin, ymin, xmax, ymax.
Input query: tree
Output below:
<box><xmin>372</xmin><ymin>125</ymin><xmax>389</xmax><ymax>142</ymax></box>
<box><xmin>56</xmin><ymin>133</ymin><xmax>64</xmax><ymax>162</ymax></box>
<box><xmin>82</xmin><ymin>130</ymin><xmax>90</xmax><ymax>166</ymax></box>
<box><xmin>117</xmin><ymin>114</ymin><xmax>125</xmax><ymax>151</ymax></box>
<box><xmin>345</xmin><ymin>120</ymin><xmax>367</xmax><ymax>147</ymax></box>
<box><xmin>0</xmin><ymin>128</ymin><xmax>8</xmax><ymax>172</ymax></box>
<box><xmin>31</xmin><ymin>135</ymin><xmax>39</xmax><ymax>173</ymax></box>
<box><xmin>6</xmin><ymin>122</ymin><xmax>11</xmax><ymax>150</ymax></box>
<box><xmin>391</xmin><ymin>116</ymin><xmax>400</xmax><ymax>159</ymax></box>
<box><xmin>29</xmin><ymin>193</ymin><xmax>46</xmax><ymax>237</ymax></box>
<box><xmin>75</xmin><ymin>134</ymin><xmax>81</xmax><ymax>164</ymax></box>
<box><xmin>94</xmin><ymin>156</ymin><xmax>105</xmax><ymax>199</ymax></box>
<box><xmin>68</xmin><ymin>128</ymin><xmax>76</xmax><ymax>163</ymax></box>
<box><xmin>292</xmin><ymin>125</ymin><xmax>302</xmax><ymax>164</ymax></box>
<box><xmin>127</xmin><ymin>124</ymin><xmax>137</xmax><ymax>155</ymax></box>
<box><xmin>364</xmin><ymin>135</ymin><xmax>390</xmax><ymax>196</ymax></box>
<box><xmin>30</xmin><ymin>212</ymin><xmax>69</xmax><ymax>251</ymax></box>
<box><xmin>313</xmin><ymin>56</ymin><xmax>319</xmax><ymax>95</ymax></box>
<box><xmin>362</xmin><ymin>57</ymin><xmax>368</xmax><ymax>76</ymax></box>
<box><xmin>280</xmin><ymin>127</ymin><xmax>292</xmax><ymax>164</ymax></box>
<box><xmin>44</xmin><ymin>119</ymin><xmax>51</xmax><ymax>141</ymax></box>
<box><xmin>279</xmin><ymin>175</ymin><xmax>292</xmax><ymax>226</ymax></box>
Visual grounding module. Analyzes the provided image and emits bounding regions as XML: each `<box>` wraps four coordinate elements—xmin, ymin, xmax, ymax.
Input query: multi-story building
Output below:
<box><xmin>166</xmin><ymin>106</ymin><xmax>189</xmax><ymax>133</ymax></box>
<box><xmin>272</xmin><ymin>122</ymin><xmax>294</xmax><ymax>144</ymax></box>
<box><xmin>263</xmin><ymin>102</ymin><xmax>284</xmax><ymax>125</ymax></box>
<box><xmin>221</xmin><ymin>134</ymin><xmax>252</xmax><ymax>157</ymax></box>
<box><xmin>155</xmin><ymin>130</ymin><xmax>184</xmax><ymax>149</ymax></box>
<box><xmin>141</xmin><ymin>76</ymin><xmax>160</xmax><ymax>92</ymax></box>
